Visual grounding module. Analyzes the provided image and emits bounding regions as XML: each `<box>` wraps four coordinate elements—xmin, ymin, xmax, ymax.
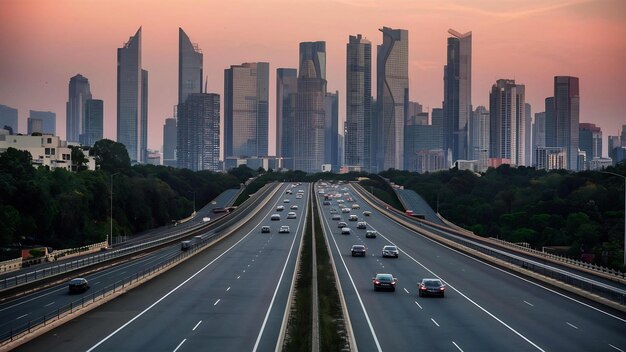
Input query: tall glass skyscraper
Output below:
<box><xmin>29</xmin><ymin>110</ymin><xmax>56</xmax><ymax>135</ymax></box>
<box><xmin>489</xmin><ymin>79</ymin><xmax>526</xmax><ymax>166</ymax></box>
<box><xmin>469</xmin><ymin>106</ymin><xmax>489</xmax><ymax>166</ymax></box>
<box><xmin>177</xmin><ymin>93</ymin><xmax>220</xmax><ymax>171</ymax></box>
<box><xmin>555</xmin><ymin>76</ymin><xmax>580</xmax><ymax>170</ymax></box>
<box><xmin>163</xmin><ymin>117</ymin><xmax>177</xmax><ymax>167</ymax></box>
<box><xmin>117</xmin><ymin>27</ymin><xmax>148</xmax><ymax>164</ymax></box>
<box><xmin>276</xmin><ymin>68</ymin><xmax>297</xmax><ymax>169</ymax></box>
<box><xmin>224</xmin><ymin>62</ymin><xmax>270</xmax><ymax>159</ymax></box>
<box><xmin>345</xmin><ymin>34</ymin><xmax>372</xmax><ymax>171</ymax></box>
<box><xmin>0</xmin><ymin>104</ymin><xmax>18</xmax><ymax>133</ymax></box>
<box><xmin>67</xmin><ymin>74</ymin><xmax>92</xmax><ymax>143</ymax></box>
<box><xmin>324</xmin><ymin>91</ymin><xmax>339</xmax><ymax>171</ymax></box>
<box><xmin>443</xmin><ymin>29</ymin><xmax>472</xmax><ymax>165</ymax></box>
<box><xmin>375</xmin><ymin>27</ymin><xmax>408</xmax><ymax>172</ymax></box>
<box><xmin>294</xmin><ymin>41</ymin><xmax>327</xmax><ymax>172</ymax></box>
<box><xmin>178</xmin><ymin>28</ymin><xmax>203</xmax><ymax>105</ymax></box>
<box><xmin>80</xmin><ymin>99</ymin><xmax>103</xmax><ymax>146</ymax></box>
<box><xmin>579</xmin><ymin>123</ymin><xmax>602</xmax><ymax>162</ymax></box>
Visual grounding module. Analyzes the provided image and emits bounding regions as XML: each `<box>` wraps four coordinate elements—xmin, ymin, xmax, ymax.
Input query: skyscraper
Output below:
<box><xmin>176</xmin><ymin>93</ymin><xmax>220</xmax><ymax>171</ymax></box>
<box><xmin>546</xmin><ymin>76</ymin><xmax>580</xmax><ymax>170</ymax></box>
<box><xmin>375</xmin><ymin>27</ymin><xmax>408</xmax><ymax>172</ymax></box>
<box><xmin>345</xmin><ymin>34</ymin><xmax>372</xmax><ymax>171</ymax></box>
<box><xmin>294</xmin><ymin>41</ymin><xmax>327</xmax><ymax>172</ymax></box>
<box><xmin>489</xmin><ymin>79</ymin><xmax>526</xmax><ymax>166</ymax></box>
<box><xmin>27</xmin><ymin>118</ymin><xmax>43</xmax><ymax>135</ymax></box>
<box><xmin>579</xmin><ymin>123</ymin><xmax>602</xmax><ymax>162</ymax></box>
<box><xmin>224</xmin><ymin>62</ymin><xmax>270</xmax><ymax>159</ymax></box>
<box><xmin>80</xmin><ymin>99</ymin><xmax>103</xmax><ymax>146</ymax></box>
<box><xmin>469</xmin><ymin>106</ymin><xmax>489</xmax><ymax>166</ymax></box>
<box><xmin>117</xmin><ymin>27</ymin><xmax>148</xmax><ymax>164</ymax></box>
<box><xmin>163</xmin><ymin>117</ymin><xmax>177</xmax><ymax>167</ymax></box>
<box><xmin>178</xmin><ymin>28</ymin><xmax>203</xmax><ymax>106</ymax></box>
<box><xmin>443</xmin><ymin>29</ymin><xmax>472</xmax><ymax>165</ymax></box>
<box><xmin>276</xmin><ymin>68</ymin><xmax>297</xmax><ymax>169</ymax></box>
<box><xmin>29</xmin><ymin>110</ymin><xmax>56</xmax><ymax>135</ymax></box>
<box><xmin>66</xmin><ymin>74</ymin><xmax>92</xmax><ymax>143</ymax></box>
<box><xmin>532</xmin><ymin>112</ymin><xmax>546</xmax><ymax>166</ymax></box>
<box><xmin>524</xmin><ymin>103</ymin><xmax>532</xmax><ymax>166</ymax></box>
<box><xmin>324</xmin><ymin>91</ymin><xmax>339</xmax><ymax>171</ymax></box>
<box><xmin>0</xmin><ymin>104</ymin><xmax>18</xmax><ymax>133</ymax></box>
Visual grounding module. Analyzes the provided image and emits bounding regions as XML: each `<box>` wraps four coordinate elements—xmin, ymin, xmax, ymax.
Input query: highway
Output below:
<box><xmin>12</xmin><ymin>183</ymin><xmax>309</xmax><ymax>351</ymax></box>
<box><xmin>318</xmin><ymin>183</ymin><xmax>626</xmax><ymax>352</ymax></box>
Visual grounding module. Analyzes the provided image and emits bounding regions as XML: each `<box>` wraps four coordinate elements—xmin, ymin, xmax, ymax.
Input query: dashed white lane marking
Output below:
<box><xmin>16</xmin><ymin>314</ymin><xmax>28</xmax><ymax>320</ymax></box>
<box><xmin>431</xmin><ymin>318</ymin><xmax>440</xmax><ymax>327</ymax></box>
<box><xmin>403</xmin><ymin>288</ymin><xmax>410</xmax><ymax>294</ymax></box>
<box><xmin>609</xmin><ymin>344</ymin><xmax>624</xmax><ymax>352</ymax></box>
<box><xmin>226</xmin><ymin>287</ymin><xmax>231</xmax><ymax>292</ymax></box>
<box><xmin>414</xmin><ymin>301</ymin><xmax>423</xmax><ymax>309</ymax></box>
<box><xmin>452</xmin><ymin>341</ymin><xmax>464</xmax><ymax>352</ymax></box>
<box><xmin>192</xmin><ymin>320</ymin><xmax>202</xmax><ymax>331</ymax></box>
<box><xmin>214</xmin><ymin>299</ymin><xmax>220</xmax><ymax>306</ymax></box>
<box><xmin>566</xmin><ymin>322</ymin><xmax>578</xmax><ymax>330</ymax></box>
<box><xmin>44</xmin><ymin>302</ymin><xmax>55</xmax><ymax>307</ymax></box>
<box><xmin>237</xmin><ymin>276</ymin><xmax>240</xmax><ymax>280</ymax></box>
<box><xmin>523</xmin><ymin>300</ymin><xmax>534</xmax><ymax>307</ymax></box>
<box><xmin>172</xmin><ymin>338</ymin><xmax>186</xmax><ymax>352</ymax></box>
<box><xmin>119</xmin><ymin>271</ymin><xmax>126</xmax><ymax>275</ymax></box>
<box><xmin>93</xmin><ymin>282</ymin><xmax>101</xmax><ymax>285</ymax></box>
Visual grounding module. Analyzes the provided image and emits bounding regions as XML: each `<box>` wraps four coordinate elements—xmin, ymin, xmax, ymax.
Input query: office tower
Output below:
<box><xmin>66</xmin><ymin>74</ymin><xmax>92</xmax><ymax>143</ymax></box>
<box><xmin>294</xmin><ymin>41</ymin><xmax>327</xmax><ymax>172</ymax></box>
<box><xmin>29</xmin><ymin>110</ymin><xmax>56</xmax><ymax>135</ymax></box>
<box><xmin>27</xmin><ymin>118</ymin><xmax>43</xmax><ymax>134</ymax></box>
<box><xmin>579</xmin><ymin>123</ymin><xmax>602</xmax><ymax>162</ymax></box>
<box><xmin>375</xmin><ymin>27</ymin><xmax>408</xmax><ymax>172</ymax></box>
<box><xmin>324</xmin><ymin>91</ymin><xmax>339</xmax><ymax>171</ymax></box>
<box><xmin>532</xmin><ymin>112</ymin><xmax>546</xmax><ymax>166</ymax></box>
<box><xmin>117</xmin><ymin>27</ymin><xmax>148</xmax><ymax>164</ymax></box>
<box><xmin>525</xmin><ymin>103</ymin><xmax>532</xmax><ymax>166</ymax></box>
<box><xmin>276</xmin><ymin>68</ymin><xmax>298</xmax><ymax>169</ymax></box>
<box><xmin>405</xmin><ymin>107</ymin><xmax>445</xmax><ymax>173</ymax></box>
<box><xmin>546</xmin><ymin>76</ymin><xmax>580</xmax><ymax>170</ymax></box>
<box><xmin>224</xmin><ymin>62</ymin><xmax>270</xmax><ymax>159</ymax></box>
<box><xmin>178</xmin><ymin>28</ymin><xmax>203</xmax><ymax>105</ymax></box>
<box><xmin>163</xmin><ymin>117</ymin><xmax>177</xmax><ymax>167</ymax></box>
<box><xmin>345</xmin><ymin>34</ymin><xmax>372</xmax><ymax>171</ymax></box>
<box><xmin>0</xmin><ymin>104</ymin><xmax>18</xmax><ymax>133</ymax></box>
<box><xmin>621</xmin><ymin>125</ymin><xmax>626</xmax><ymax>147</ymax></box>
<box><xmin>443</xmin><ymin>29</ymin><xmax>472</xmax><ymax>165</ymax></box>
<box><xmin>489</xmin><ymin>79</ymin><xmax>526</xmax><ymax>166</ymax></box>
<box><xmin>469</xmin><ymin>106</ymin><xmax>489</xmax><ymax>165</ymax></box>
<box><xmin>176</xmin><ymin>93</ymin><xmax>220</xmax><ymax>171</ymax></box>
<box><xmin>80</xmin><ymin>99</ymin><xmax>103</xmax><ymax>146</ymax></box>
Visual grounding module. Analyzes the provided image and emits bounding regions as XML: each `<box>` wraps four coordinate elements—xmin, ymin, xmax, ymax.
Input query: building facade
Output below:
<box><xmin>163</xmin><ymin>117</ymin><xmax>177</xmax><ymax>167</ymax></box>
<box><xmin>469</xmin><ymin>106</ymin><xmax>489</xmax><ymax>171</ymax></box>
<box><xmin>176</xmin><ymin>93</ymin><xmax>220</xmax><ymax>171</ymax></box>
<box><xmin>489</xmin><ymin>79</ymin><xmax>526</xmax><ymax>166</ymax></box>
<box><xmin>178</xmin><ymin>28</ymin><xmax>203</xmax><ymax>106</ymax></box>
<box><xmin>546</xmin><ymin>76</ymin><xmax>580</xmax><ymax>170</ymax></box>
<box><xmin>276</xmin><ymin>68</ymin><xmax>298</xmax><ymax>169</ymax></box>
<box><xmin>66</xmin><ymin>74</ymin><xmax>92</xmax><ymax>143</ymax></box>
<box><xmin>324</xmin><ymin>91</ymin><xmax>339</xmax><ymax>171</ymax></box>
<box><xmin>0</xmin><ymin>104</ymin><xmax>18</xmax><ymax>133</ymax></box>
<box><xmin>579</xmin><ymin>123</ymin><xmax>602</xmax><ymax>168</ymax></box>
<box><xmin>80</xmin><ymin>99</ymin><xmax>103</xmax><ymax>146</ymax></box>
<box><xmin>0</xmin><ymin>133</ymin><xmax>95</xmax><ymax>171</ymax></box>
<box><xmin>29</xmin><ymin>110</ymin><xmax>56</xmax><ymax>135</ymax></box>
<box><xmin>532</xmin><ymin>112</ymin><xmax>546</xmax><ymax>167</ymax></box>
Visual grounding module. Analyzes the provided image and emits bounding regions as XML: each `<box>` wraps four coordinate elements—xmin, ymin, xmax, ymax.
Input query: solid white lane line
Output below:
<box><xmin>523</xmin><ymin>301</ymin><xmax>534</xmax><ymax>307</ymax></box>
<box><xmin>431</xmin><ymin>318</ymin><xmax>440</xmax><ymax>327</ymax></box>
<box><xmin>566</xmin><ymin>322</ymin><xmax>578</xmax><ymax>330</ymax></box>
<box><xmin>214</xmin><ymin>299</ymin><xmax>220</xmax><ymax>306</ymax></box>
<box><xmin>452</xmin><ymin>341</ymin><xmax>464</xmax><ymax>352</ymax></box>
<box><xmin>93</xmin><ymin>282</ymin><xmax>101</xmax><ymax>285</ymax></box>
<box><xmin>172</xmin><ymin>339</ymin><xmax>186</xmax><ymax>352</ymax></box>
<box><xmin>119</xmin><ymin>271</ymin><xmax>126</xmax><ymax>275</ymax></box>
<box><xmin>16</xmin><ymin>314</ymin><xmax>28</xmax><ymax>320</ymax></box>
<box><xmin>403</xmin><ymin>288</ymin><xmax>410</xmax><ymax>294</ymax></box>
<box><xmin>609</xmin><ymin>344</ymin><xmax>624</xmax><ymax>352</ymax></box>
<box><xmin>192</xmin><ymin>320</ymin><xmax>202</xmax><ymax>331</ymax></box>
<box><xmin>44</xmin><ymin>302</ymin><xmax>55</xmax><ymax>307</ymax></box>
<box><xmin>414</xmin><ymin>301</ymin><xmax>423</xmax><ymax>309</ymax></box>
<box><xmin>226</xmin><ymin>287</ymin><xmax>231</xmax><ymax>292</ymax></box>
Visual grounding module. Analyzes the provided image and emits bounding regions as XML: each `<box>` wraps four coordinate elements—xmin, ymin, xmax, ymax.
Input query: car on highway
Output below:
<box><xmin>290</xmin><ymin>205</ymin><xmax>298</xmax><ymax>210</ymax></box>
<box><xmin>332</xmin><ymin>214</ymin><xmax>341</xmax><ymax>220</ymax></box>
<box><xmin>337</xmin><ymin>199</ymin><xmax>345</xmax><ymax>204</ymax></box>
<box><xmin>356</xmin><ymin>221</ymin><xmax>367</xmax><ymax>229</ymax></box>
<box><xmin>287</xmin><ymin>211</ymin><xmax>297</xmax><ymax>219</ymax></box>
<box><xmin>363</xmin><ymin>211</ymin><xmax>371</xmax><ymax>216</ymax></box>
<box><xmin>347</xmin><ymin>197</ymin><xmax>354</xmax><ymax>202</ymax></box>
<box><xmin>348</xmin><ymin>215</ymin><xmax>358</xmax><ymax>222</ymax></box>
<box><xmin>329</xmin><ymin>208</ymin><xmax>338</xmax><ymax>214</ymax></box>
<box><xmin>68</xmin><ymin>277</ymin><xmax>89</xmax><ymax>293</ymax></box>
<box><xmin>286</xmin><ymin>189</ymin><xmax>292</xmax><ymax>194</ymax></box>
<box><xmin>418</xmin><ymin>278</ymin><xmax>446</xmax><ymax>297</ymax></box>
<box><xmin>271</xmin><ymin>214</ymin><xmax>281</xmax><ymax>221</ymax></box>
<box><xmin>341</xmin><ymin>208</ymin><xmax>351</xmax><ymax>213</ymax></box>
<box><xmin>382</xmin><ymin>245</ymin><xmax>399</xmax><ymax>258</ymax></box>
<box><xmin>296</xmin><ymin>194</ymin><xmax>303</xmax><ymax>199</ymax></box>
<box><xmin>202</xmin><ymin>217</ymin><xmax>211</xmax><ymax>222</ymax></box>
<box><xmin>352</xmin><ymin>204</ymin><xmax>360</xmax><ymax>209</ymax></box>
<box><xmin>279</xmin><ymin>225</ymin><xmax>290</xmax><ymax>233</ymax></box>
<box><xmin>351</xmin><ymin>244</ymin><xmax>366</xmax><ymax>256</ymax></box>
<box><xmin>261</xmin><ymin>226</ymin><xmax>271</xmax><ymax>233</ymax></box>
<box><xmin>372</xmin><ymin>273</ymin><xmax>397</xmax><ymax>291</ymax></box>
<box><xmin>365</xmin><ymin>230</ymin><xmax>378</xmax><ymax>238</ymax></box>
<box><xmin>283</xmin><ymin>199</ymin><xmax>290</xmax><ymax>203</ymax></box>
<box><xmin>323</xmin><ymin>200</ymin><xmax>331</xmax><ymax>206</ymax></box>
<box><xmin>277</xmin><ymin>205</ymin><xmax>285</xmax><ymax>211</ymax></box>
<box><xmin>337</xmin><ymin>221</ymin><xmax>347</xmax><ymax>228</ymax></box>
<box><xmin>341</xmin><ymin>227</ymin><xmax>351</xmax><ymax>235</ymax></box>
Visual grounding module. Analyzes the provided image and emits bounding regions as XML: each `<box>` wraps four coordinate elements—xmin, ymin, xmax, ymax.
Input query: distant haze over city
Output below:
<box><xmin>1</xmin><ymin>0</ymin><xmax>625</xmax><ymax>156</ymax></box>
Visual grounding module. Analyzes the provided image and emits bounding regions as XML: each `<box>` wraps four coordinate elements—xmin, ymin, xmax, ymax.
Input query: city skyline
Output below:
<box><xmin>1</xmin><ymin>0</ymin><xmax>625</xmax><ymax>157</ymax></box>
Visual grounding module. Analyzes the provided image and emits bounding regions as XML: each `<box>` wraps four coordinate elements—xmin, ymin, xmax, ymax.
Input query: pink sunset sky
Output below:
<box><xmin>1</xmin><ymin>0</ymin><xmax>625</xmax><ymax>157</ymax></box>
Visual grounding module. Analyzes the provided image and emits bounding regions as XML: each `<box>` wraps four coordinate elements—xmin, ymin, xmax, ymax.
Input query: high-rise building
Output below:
<box><xmin>224</xmin><ymin>62</ymin><xmax>270</xmax><ymax>159</ymax></box>
<box><xmin>176</xmin><ymin>93</ymin><xmax>220</xmax><ymax>171</ymax></box>
<box><xmin>546</xmin><ymin>76</ymin><xmax>580</xmax><ymax>170</ymax></box>
<box><xmin>178</xmin><ymin>28</ymin><xmax>203</xmax><ymax>106</ymax></box>
<box><xmin>579</xmin><ymin>123</ymin><xmax>602</xmax><ymax>163</ymax></box>
<box><xmin>66</xmin><ymin>74</ymin><xmax>92</xmax><ymax>143</ymax></box>
<box><xmin>27</xmin><ymin>118</ymin><xmax>43</xmax><ymax>135</ymax></box>
<box><xmin>532</xmin><ymin>112</ymin><xmax>546</xmax><ymax>166</ymax></box>
<box><xmin>345</xmin><ymin>34</ymin><xmax>372</xmax><ymax>171</ymax></box>
<box><xmin>375</xmin><ymin>27</ymin><xmax>408</xmax><ymax>172</ymax></box>
<box><xmin>276</xmin><ymin>68</ymin><xmax>297</xmax><ymax>169</ymax></box>
<box><xmin>608</xmin><ymin>134</ymin><xmax>621</xmax><ymax>163</ymax></box>
<box><xmin>80</xmin><ymin>99</ymin><xmax>103</xmax><ymax>146</ymax></box>
<box><xmin>324</xmin><ymin>91</ymin><xmax>339</xmax><ymax>171</ymax></box>
<box><xmin>117</xmin><ymin>27</ymin><xmax>148</xmax><ymax>164</ymax></box>
<box><xmin>443</xmin><ymin>29</ymin><xmax>472</xmax><ymax>165</ymax></box>
<box><xmin>0</xmin><ymin>104</ymin><xmax>18</xmax><ymax>133</ymax></box>
<box><xmin>29</xmin><ymin>110</ymin><xmax>56</xmax><ymax>135</ymax></box>
<box><xmin>524</xmin><ymin>103</ymin><xmax>532</xmax><ymax>166</ymax></box>
<box><xmin>620</xmin><ymin>125</ymin><xmax>626</xmax><ymax>147</ymax></box>
<box><xmin>294</xmin><ymin>41</ymin><xmax>327</xmax><ymax>172</ymax></box>
<box><xmin>163</xmin><ymin>117</ymin><xmax>177</xmax><ymax>167</ymax></box>
<box><xmin>489</xmin><ymin>79</ymin><xmax>526</xmax><ymax>166</ymax></box>
<box><xmin>469</xmin><ymin>106</ymin><xmax>489</xmax><ymax>170</ymax></box>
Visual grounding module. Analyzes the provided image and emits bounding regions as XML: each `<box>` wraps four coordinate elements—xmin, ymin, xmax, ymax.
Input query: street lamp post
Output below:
<box><xmin>603</xmin><ymin>171</ymin><xmax>626</xmax><ymax>267</ymax></box>
<box><xmin>110</xmin><ymin>172</ymin><xmax>120</xmax><ymax>247</ymax></box>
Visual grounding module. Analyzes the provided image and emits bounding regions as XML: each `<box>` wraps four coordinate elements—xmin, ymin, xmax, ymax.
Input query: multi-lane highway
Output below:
<box><xmin>11</xmin><ymin>183</ymin><xmax>309</xmax><ymax>351</ymax></box>
<box><xmin>318</xmin><ymin>183</ymin><xmax>626</xmax><ymax>352</ymax></box>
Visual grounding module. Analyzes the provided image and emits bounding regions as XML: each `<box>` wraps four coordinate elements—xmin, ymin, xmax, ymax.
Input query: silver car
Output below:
<box><xmin>382</xmin><ymin>245</ymin><xmax>399</xmax><ymax>258</ymax></box>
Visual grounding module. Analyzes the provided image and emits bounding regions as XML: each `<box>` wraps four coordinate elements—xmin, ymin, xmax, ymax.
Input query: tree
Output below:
<box><xmin>90</xmin><ymin>139</ymin><xmax>131</xmax><ymax>173</ymax></box>
<box><xmin>0</xmin><ymin>148</ymin><xmax>34</xmax><ymax>179</ymax></box>
<box><xmin>70</xmin><ymin>146</ymin><xmax>89</xmax><ymax>172</ymax></box>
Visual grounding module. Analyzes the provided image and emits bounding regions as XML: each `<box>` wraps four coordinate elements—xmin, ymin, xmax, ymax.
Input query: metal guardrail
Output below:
<box><xmin>0</xmin><ymin>182</ymin><xmax>281</xmax><ymax>346</ymax></box>
<box><xmin>351</xmin><ymin>182</ymin><xmax>626</xmax><ymax>306</ymax></box>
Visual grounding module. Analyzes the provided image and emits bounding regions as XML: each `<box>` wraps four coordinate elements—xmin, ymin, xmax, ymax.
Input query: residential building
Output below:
<box><xmin>0</xmin><ymin>133</ymin><xmax>95</xmax><ymax>171</ymax></box>
<box><xmin>66</xmin><ymin>74</ymin><xmax>92</xmax><ymax>143</ymax></box>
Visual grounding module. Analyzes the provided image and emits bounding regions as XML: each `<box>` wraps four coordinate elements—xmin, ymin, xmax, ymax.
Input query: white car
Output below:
<box><xmin>348</xmin><ymin>215</ymin><xmax>358</xmax><ymax>221</ymax></box>
<box><xmin>287</xmin><ymin>212</ymin><xmax>297</xmax><ymax>219</ymax></box>
<box><xmin>382</xmin><ymin>245</ymin><xmax>399</xmax><ymax>258</ymax></box>
<box><xmin>341</xmin><ymin>208</ymin><xmax>351</xmax><ymax>213</ymax></box>
<box><xmin>283</xmin><ymin>199</ymin><xmax>290</xmax><ymax>203</ymax></box>
<box><xmin>341</xmin><ymin>227</ymin><xmax>351</xmax><ymax>235</ymax></box>
<box><xmin>290</xmin><ymin>205</ymin><xmax>298</xmax><ymax>210</ymax></box>
<box><xmin>352</xmin><ymin>204</ymin><xmax>360</xmax><ymax>209</ymax></box>
<box><xmin>279</xmin><ymin>225</ymin><xmax>290</xmax><ymax>233</ymax></box>
<box><xmin>356</xmin><ymin>221</ymin><xmax>367</xmax><ymax>229</ymax></box>
<box><xmin>363</xmin><ymin>211</ymin><xmax>372</xmax><ymax>217</ymax></box>
<box><xmin>277</xmin><ymin>205</ymin><xmax>285</xmax><ymax>211</ymax></box>
<box><xmin>271</xmin><ymin>214</ymin><xmax>281</xmax><ymax>221</ymax></box>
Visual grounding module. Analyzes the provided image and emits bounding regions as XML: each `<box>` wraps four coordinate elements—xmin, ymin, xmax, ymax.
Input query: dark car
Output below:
<box><xmin>351</xmin><ymin>245</ymin><xmax>366</xmax><ymax>257</ymax></box>
<box><xmin>261</xmin><ymin>226</ymin><xmax>271</xmax><ymax>233</ymax></box>
<box><xmin>382</xmin><ymin>245</ymin><xmax>399</xmax><ymax>258</ymax></box>
<box><xmin>372</xmin><ymin>273</ymin><xmax>397</xmax><ymax>291</ymax></box>
<box><xmin>365</xmin><ymin>230</ymin><xmax>377</xmax><ymax>238</ymax></box>
<box><xmin>68</xmin><ymin>278</ymin><xmax>89</xmax><ymax>293</ymax></box>
<box><xmin>338</xmin><ymin>221</ymin><xmax>347</xmax><ymax>228</ymax></box>
<box><xmin>323</xmin><ymin>200</ymin><xmax>331</xmax><ymax>206</ymax></box>
<box><xmin>418</xmin><ymin>278</ymin><xmax>446</xmax><ymax>297</ymax></box>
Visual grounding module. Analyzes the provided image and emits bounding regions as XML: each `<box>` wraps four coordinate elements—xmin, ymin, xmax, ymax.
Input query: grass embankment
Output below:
<box><xmin>359</xmin><ymin>175</ymin><xmax>405</xmax><ymax>211</ymax></box>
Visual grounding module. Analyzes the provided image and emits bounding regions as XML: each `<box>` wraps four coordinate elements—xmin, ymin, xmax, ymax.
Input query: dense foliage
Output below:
<box><xmin>0</xmin><ymin>140</ymin><xmax>240</xmax><ymax>254</ymax></box>
<box><xmin>381</xmin><ymin>164</ymin><xmax>626</xmax><ymax>270</ymax></box>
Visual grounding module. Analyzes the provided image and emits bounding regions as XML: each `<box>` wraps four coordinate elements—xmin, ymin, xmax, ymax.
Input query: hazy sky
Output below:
<box><xmin>1</xmin><ymin>0</ymin><xmax>625</xmax><ymax>156</ymax></box>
